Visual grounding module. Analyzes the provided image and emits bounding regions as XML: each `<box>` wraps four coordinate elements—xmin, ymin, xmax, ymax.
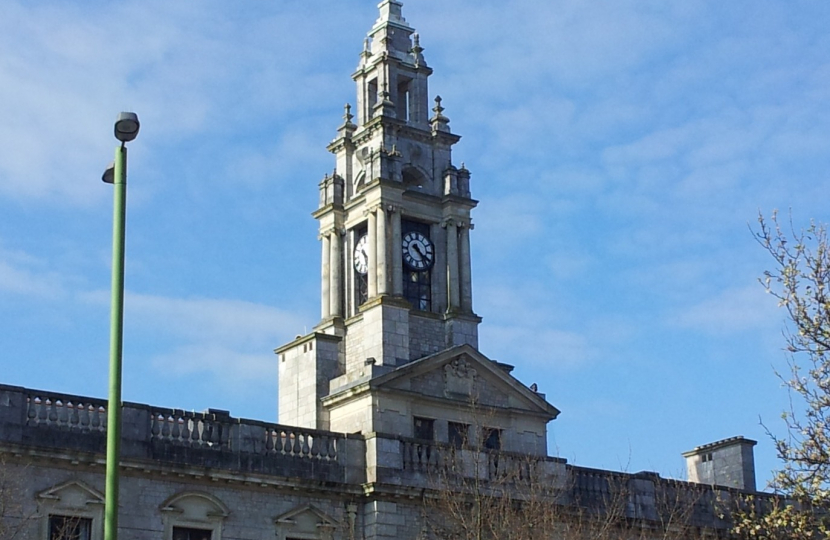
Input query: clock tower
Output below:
<box><xmin>277</xmin><ymin>0</ymin><xmax>486</xmax><ymax>432</ymax></box>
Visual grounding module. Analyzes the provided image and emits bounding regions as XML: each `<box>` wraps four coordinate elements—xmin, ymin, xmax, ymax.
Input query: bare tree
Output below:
<box><xmin>418</xmin><ymin>401</ymin><xmax>713</xmax><ymax>540</ymax></box>
<box><xmin>730</xmin><ymin>213</ymin><xmax>830</xmax><ymax>539</ymax></box>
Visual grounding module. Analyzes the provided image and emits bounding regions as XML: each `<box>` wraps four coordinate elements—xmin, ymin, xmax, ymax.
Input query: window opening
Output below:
<box><xmin>173</xmin><ymin>527</ymin><xmax>212</xmax><ymax>540</ymax></box>
<box><xmin>448</xmin><ymin>422</ymin><xmax>469</xmax><ymax>449</ymax></box>
<box><xmin>413</xmin><ymin>417</ymin><xmax>435</xmax><ymax>441</ymax></box>
<box><xmin>397</xmin><ymin>79</ymin><xmax>411</xmax><ymax>122</ymax></box>
<box><xmin>49</xmin><ymin>516</ymin><xmax>92</xmax><ymax>540</ymax></box>
<box><xmin>367</xmin><ymin>78</ymin><xmax>378</xmax><ymax>119</ymax></box>
<box><xmin>482</xmin><ymin>428</ymin><xmax>501</xmax><ymax>451</ymax></box>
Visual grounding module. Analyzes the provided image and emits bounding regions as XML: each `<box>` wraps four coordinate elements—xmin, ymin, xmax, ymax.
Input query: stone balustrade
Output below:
<box><xmin>0</xmin><ymin>384</ymin><xmax>360</xmax><ymax>484</ymax></box>
<box><xmin>26</xmin><ymin>392</ymin><xmax>108</xmax><ymax>433</ymax></box>
<box><xmin>0</xmin><ymin>383</ymin><xmax>766</xmax><ymax>530</ymax></box>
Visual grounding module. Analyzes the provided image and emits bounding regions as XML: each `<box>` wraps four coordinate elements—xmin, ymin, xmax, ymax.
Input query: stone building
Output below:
<box><xmin>0</xmin><ymin>2</ymin><xmax>761</xmax><ymax>540</ymax></box>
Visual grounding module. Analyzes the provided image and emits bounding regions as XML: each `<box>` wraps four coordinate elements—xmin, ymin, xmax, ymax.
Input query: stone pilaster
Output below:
<box><xmin>459</xmin><ymin>222</ymin><xmax>472</xmax><ymax>312</ymax></box>
<box><xmin>376</xmin><ymin>206</ymin><xmax>388</xmax><ymax>295</ymax></box>
<box><xmin>445</xmin><ymin>219</ymin><xmax>460</xmax><ymax>311</ymax></box>
<box><xmin>321</xmin><ymin>233</ymin><xmax>331</xmax><ymax>319</ymax></box>
<box><xmin>367</xmin><ymin>210</ymin><xmax>378</xmax><ymax>298</ymax></box>
<box><xmin>330</xmin><ymin>230</ymin><xmax>342</xmax><ymax>317</ymax></box>
<box><xmin>390</xmin><ymin>206</ymin><xmax>403</xmax><ymax>296</ymax></box>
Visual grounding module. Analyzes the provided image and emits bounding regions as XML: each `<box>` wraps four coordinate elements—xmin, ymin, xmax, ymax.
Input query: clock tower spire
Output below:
<box><xmin>278</xmin><ymin>0</ymin><xmax>480</xmax><ymax>430</ymax></box>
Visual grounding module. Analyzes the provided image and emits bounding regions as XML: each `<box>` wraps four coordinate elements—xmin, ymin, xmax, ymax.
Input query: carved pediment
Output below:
<box><xmin>37</xmin><ymin>480</ymin><xmax>104</xmax><ymax>507</ymax></box>
<box><xmin>373</xmin><ymin>345</ymin><xmax>559</xmax><ymax>418</ymax></box>
<box><xmin>275</xmin><ymin>504</ymin><xmax>338</xmax><ymax>540</ymax></box>
<box><xmin>443</xmin><ymin>355</ymin><xmax>477</xmax><ymax>396</ymax></box>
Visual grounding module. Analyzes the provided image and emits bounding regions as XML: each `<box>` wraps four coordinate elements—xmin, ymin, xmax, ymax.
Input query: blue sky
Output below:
<box><xmin>2</xmin><ymin>0</ymin><xmax>829</xmax><ymax>487</ymax></box>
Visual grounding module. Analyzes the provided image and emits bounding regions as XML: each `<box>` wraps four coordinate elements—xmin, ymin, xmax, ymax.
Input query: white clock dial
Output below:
<box><xmin>354</xmin><ymin>234</ymin><xmax>369</xmax><ymax>274</ymax></box>
<box><xmin>402</xmin><ymin>232</ymin><xmax>435</xmax><ymax>271</ymax></box>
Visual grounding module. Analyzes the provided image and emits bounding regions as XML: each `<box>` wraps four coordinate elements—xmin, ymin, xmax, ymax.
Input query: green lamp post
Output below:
<box><xmin>102</xmin><ymin>112</ymin><xmax>140</xmax><ymax>540</ymax></box>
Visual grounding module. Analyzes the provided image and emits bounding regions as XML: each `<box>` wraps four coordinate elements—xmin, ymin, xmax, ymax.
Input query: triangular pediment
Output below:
<box><xmin>370</xmin><ymin>345</ymin><xmax>559</xmax><ymax>419</ymax></box>
<box><xmin>274</xmin><ymin>504</ymin><xmax>339</xmax><ymax>530</ymax></box>
<box><xmin>37</xmin><ymin>480</ymin><xmax>104</xmax><ymax>506</ymax></box>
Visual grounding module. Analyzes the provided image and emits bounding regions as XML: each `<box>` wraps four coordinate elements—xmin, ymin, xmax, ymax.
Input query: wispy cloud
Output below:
<box><xmin>77</xmin><ymin>290</ymin><xmax>307</xmax><ymax>386</ymax></box>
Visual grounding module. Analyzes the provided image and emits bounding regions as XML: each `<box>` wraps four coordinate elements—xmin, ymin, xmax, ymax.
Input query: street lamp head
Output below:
<box><xmin>114</xmin><ymin>112</ymin><xmax>140</xmax><ymax>143</ymax></box>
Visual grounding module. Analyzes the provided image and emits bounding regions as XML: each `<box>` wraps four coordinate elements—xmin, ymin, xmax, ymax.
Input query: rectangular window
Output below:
<box><xmin>367</xmin><ymin>78</ymin><xmax>378</xmax><ymax>118</ymax></box>
<box><xmin>482</xmin><ymin>428</ymin><xmax>501</xmax><ymax>451</ymax></box>
<box><xmin>173</xmin><ymin>527</ymin><xmax>212</xmax><ymax>540</ymax></box>
<box><xmin>413</xmin><ymin>417</ymin><xmax>434</xmax><ymax>441</ymax></box>
<box><xmin>397</xmin><ymin>79</ymin><xmax>411</xmax><ymax>122</ymax></box>
<box><xmin>448</xmin><ymin>422</ymin><xmax>469</xmax><ymax>449</ymax></box>
<box><xmin>49</xmin><ymin>516</ymin><xmax>92</xmax><ymax>540</ymax></box>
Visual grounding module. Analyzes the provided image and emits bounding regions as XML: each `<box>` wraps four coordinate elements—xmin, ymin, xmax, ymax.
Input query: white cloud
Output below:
<box><xmin>149</xmin><ymin>344</ymin><xmax>277</xmax><ymax>390</ymax></box>
<box><xmin>0</xmin><ymin>244</ymin><xmax>67</xmax><ymax>298</ymax></box>
<box><xmin>672</xmin><ymin>285</ymin><xmax>776</xmax><ymax>335</ymax></box>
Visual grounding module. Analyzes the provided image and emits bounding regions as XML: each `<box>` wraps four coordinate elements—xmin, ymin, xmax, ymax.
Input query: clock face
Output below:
<box><xmin>354</xmin><ymin>234</ymin><xmax>369</xmax><ymax>275</ymax></box>
<box><xmin>402</xmin><ymin>231</ymin><xmax>435</xmax><ymax>271</ymax></box>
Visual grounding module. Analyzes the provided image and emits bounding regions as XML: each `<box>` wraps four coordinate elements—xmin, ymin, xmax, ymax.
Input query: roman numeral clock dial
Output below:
<box><xmin>402</xmin><ymin>232</ymin><xmax>435</xmax><ymax>271</ymax></box>
<box><xmin>354</xmin><ymin>234</ymin><xmax>369</xmax><ymax>274</ymax></box>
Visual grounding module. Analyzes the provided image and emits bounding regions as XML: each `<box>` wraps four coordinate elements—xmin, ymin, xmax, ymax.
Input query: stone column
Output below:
<box><xmin>391</xmin><ymin>207</ymin><xmax>403</xmax><ymax>296</ymax></box>
<box><xmin>376</xmin><ymin>206</ymin><xmax>388</xmax><ymax>295</ymax></box>
<box><xmin>321</xmin><ymin>233</ymin><xmax>331</xmax><ymax>319</ymax></box>
<box><xmin>367</xmin><ymin>210</ymin><xmax>377</xmax><ymax>298</ymax></box>
<box><xmin>330</xmin><ymin>230</ymin><xmax>342</xmax><ymax>317</ymax></box>
<box><xmin>446</xmin><ymin>219</ymin><xmax>460</xmax><ymax>311</ymax></box>
<box><xmin>459</xmin><ymin>223</ymin><xmax>472</xmax><ymax>312</ymax></box>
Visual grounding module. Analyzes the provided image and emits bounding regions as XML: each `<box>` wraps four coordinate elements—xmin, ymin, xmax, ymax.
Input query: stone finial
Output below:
<box><xmin>337</xmin><ymin>103</ymin><xmax>356</xmax><ymax>136</ymax></box>
<box><xmin>411</xmin><ymin>32</ymin><xmax>426</xmax><ymax>67</ymax></box>
<box><xmin>430</xmin><ymin>96</ymin><xmax>450</xmax><ymax>132</ymax></box>
<box><xmin>433</xmin><ymin>95</ymin><xmax>444</xmax><ymax>115</ymax></box>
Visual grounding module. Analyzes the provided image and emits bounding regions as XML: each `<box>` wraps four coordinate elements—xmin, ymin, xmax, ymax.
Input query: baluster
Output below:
<box><xmin>301</xmin><ymin>433</ymin><xmax>311</xmax><ymax>456</ymax></box>
<box><xmin>200</xmin><ymin>419</ymin><xmax>211</xmax><ymax>447</ymax></box>
<box><xmin>210</xmin><ymin>420</ymin><xmax>221</xmax><ymax>447</ymax></box>
<box><xmin>57</xmin><ymin>400</ymin><xmax>68</xmax><ymax>426</ymax></box>
<box><xmin>190</xmin><ymin>415</ymin><xmax>204</xmax><ymax>446</ymax></box>
<box><xmin>47</xmin><ymin>399</ymin><xmax>58</xmax><ymax>423</ymax></box>
<box><xmin>100</xmin><ymin>406</ymin><xmax>107</xmax><ymax>430</ymax></box>
<box><xmin>264</xmin><ymin>429</ymin><xmax>274</xmax><ymax>453</ymax></box>
<box><xmin>273</xmin><ymin>430</ymin><xmax>284</xmax><ymax>453</ymax></box>
<box><xmin>91</xmin><ymin>406</ymin><xmax>101</xmax><ymax>430</ymax></box>
<box><xmin>292</xmin><ymin>432</ymin><xmax>302</xmax><ymax>455</ymax></box>
<box><xmin>161</xmin><ymin>415</ymin><xmax>171</xmax><ymax>438</ymax></box>
<box><xmin>69</xmin><ymin>402</ymin><xmax>80</xmax><ymax>429</ymax></box>
<box><xmin>329</xmin><ymin>437</ymin><xmax>338</xmax><ymax>461</ymax></box>
<box><xmin>27</xmin><ymin>397</ymin><xmax>38</xmax><ymax>423</ymax></box>
<box><xmin>150</xmin><ymin>414</ymin><xmax>160</xmax><ymax>438</ymax></box>
<box><xmin>171</xmin><ymin>414</ymin><xmax>181</xmax><ymax>441</ymax></box>
<box><xmin>79</xmin><ymin>403</ymin><xmax>90</xmax><ymax>430</ymax></box>
<box><xmin>180</xmin><ymin>416</ymin><xmax>191</xmax><ymax>443</ymax></box>
<box><xmin>36</xmin><ymin>397</ymin><xmax>47</xmax><ymax>422</ymax></box>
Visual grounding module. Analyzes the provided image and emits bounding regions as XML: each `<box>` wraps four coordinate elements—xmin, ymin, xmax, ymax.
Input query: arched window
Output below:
<box><xmin>159</xmin><ymin>492</ymin><xmax>229</xmax><ymax>540</ymax></box>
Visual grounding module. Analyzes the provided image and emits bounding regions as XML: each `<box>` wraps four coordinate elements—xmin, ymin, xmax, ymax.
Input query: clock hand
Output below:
<box><xmin>413</xmin><ymin>243</ymin><xmax>426</xmax><ymax>259</ymax></box>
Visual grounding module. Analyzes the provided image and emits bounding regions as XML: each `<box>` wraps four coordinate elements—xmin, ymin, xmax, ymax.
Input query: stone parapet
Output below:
<box><xmin>0</xmin><ymin>384</ymin><xmax>363</xmax><ymax>485</ymax></box>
